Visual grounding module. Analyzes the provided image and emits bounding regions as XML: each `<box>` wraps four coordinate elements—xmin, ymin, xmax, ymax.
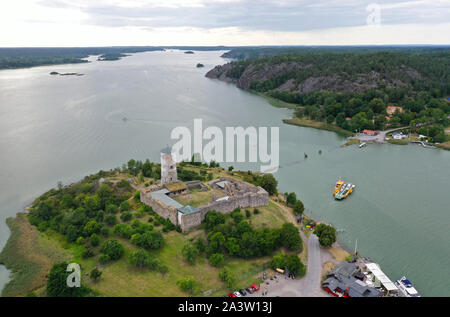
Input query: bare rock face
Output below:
<box><xmin>206</xmin><ymin>60</ymin><xmax>419</xmax><ymax>94</ymax></box>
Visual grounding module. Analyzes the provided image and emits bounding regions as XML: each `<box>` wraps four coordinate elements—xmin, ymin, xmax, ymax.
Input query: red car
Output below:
<box><xmin>228</xmin><ymin>292</ymin><xmax>236</xmax><ymax>297</ymax></box>
<box><xmin>251</xmin><ymin>284</ymin><xmax>259</xmax><ymax>291</ymax></box>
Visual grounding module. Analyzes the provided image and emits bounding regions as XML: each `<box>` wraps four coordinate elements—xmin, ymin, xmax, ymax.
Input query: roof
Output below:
<box><xmin>215</xmin><ymin>180</ymin><xmax>230</xmax><ymax>189</ymax></box>
<box><xmin>363</xmin><ymin>129</ymin><xmax>376</xmax><ymax>134</ymax></box>
<box><xmin>178</xmin><ymin>205</ymin><xmax>200</xmax><ymax>215</ymax></box>
<box><xmin>165</xmin><ymin>181</ymin><xmax>187</xmax><ymax>192</ymax></box>
<box><xmin>161</xmin><ymin>146</ymin><xmax>172</xmax><ymax>154</ymax></box>
<box><xmin>149</xmin><ymin>189</ymin><xmax>183</xmax><ymax>209</ymax></box>
<box><xmin>365</xmin><ymin>263</ymin><xmax>398</xmax><ymax>292</ymax></box>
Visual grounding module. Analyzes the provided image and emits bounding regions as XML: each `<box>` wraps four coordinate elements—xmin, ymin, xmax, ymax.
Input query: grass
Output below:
<box><xmin>342</xmin><ymin>138</ymin><xmax>360</xmax><ymax>147</ymax></box>
<box><xmin>387</xmin><ymin>139</ymin><xmax>408</xmax><ymax>145</ymax></box>
<box><xmin>173</xmin><ymin>188</ymin><xmax>226</xmax><ymax>207</ymax></box>
<box><xmin>0</xmin><ymin>213</ymin><xmax>71</xmax><ymax>297</ymax></box>
<box><xmin>283</xmin><ymin>117</ymin><xmax>354</xmax><ymax>137</ymax></box>
<box><xmin>250</xmin><ymin>91</ymin><xmax>298</xmax><ymax>109</ymax></box>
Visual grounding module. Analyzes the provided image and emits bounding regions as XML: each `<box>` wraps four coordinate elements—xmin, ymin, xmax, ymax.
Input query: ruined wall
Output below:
<box><xmin>179</xmin><ymin>185</ymin><xmax>269</xmax><ymax>232</ymax></box>
<box><xmin>141</xmin><ymin>178</ymin><xmax>269</xmax><ymax>232</ymax></box>
<box><xmin>140</xmin><ymin>191</ymin><xmax>179</xmax><ymax>226</ymax></box>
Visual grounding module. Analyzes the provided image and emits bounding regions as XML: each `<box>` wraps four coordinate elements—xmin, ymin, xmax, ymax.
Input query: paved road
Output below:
<box><xmin>353</xmin><ymin>126</ymin><xmax>410</xmax><ymax>143</ymax></box>
<box><xmin>247</xmin><ymin>232</ymin><xmax>327</xmax><ymax>297</ymax></box>
<box><xmin>302</xmin><ymin>234</ymin><xmax>323</xmax><ymax>297</ymax></box>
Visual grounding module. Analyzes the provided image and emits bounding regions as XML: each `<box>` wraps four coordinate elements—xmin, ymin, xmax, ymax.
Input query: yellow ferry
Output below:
<box><xmin>333</xmin><ymin>180</ymin><xmax>355</xmax><ymax>200</ymax></box>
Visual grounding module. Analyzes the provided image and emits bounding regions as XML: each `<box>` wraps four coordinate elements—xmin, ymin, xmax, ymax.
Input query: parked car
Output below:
<box><xmin>251</xmin><ymin>284</ymin><xmax>259</xmax><ymax>291</ymax></box>
<box><xmin>233</xmin><ymin>291</ymin><xmax>242</xmax><ymax>297</ymax></box>
<box><xmin>246</xmin><ymin>287</ymin><xmax>254</xmax><ymax>294</ymax></box>
<box><xmin>239</xmin><ymin>289</ymin><xmax>247</xmax><ymax>296</ymax></box>
<box><xmin>228</xmin><ymin>292</ymin><xmax>236</xmax><ymax>297</ymax></box>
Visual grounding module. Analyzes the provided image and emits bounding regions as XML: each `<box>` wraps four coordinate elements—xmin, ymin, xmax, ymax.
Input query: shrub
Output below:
<box><xmin>90</xmin><ymin>233</ymin><xmax>100</xmax><ymax>247</ymax></box>
<box><xmin>120</xmin><ymin>212</ymin><xmax>132</xmax><ymax>222</ymax></box>
<box><xmin>176</xmin><ymin>277</ymin><xmax>197</xmax><ymax>294</ymax></box>
<box><xmin>182</xmin><ymin>243</ymin><xmax>199</xmax><ymax>265</ymax></box>
<box><xmin>100</xmin><ymin>239</ymin><xmax>124</xmax><ymax>261</ymax></box>
<box><xmin>209</xmin><ymin>253</ymin><xmax>225</xmax><ymax>267</ymax></box>
<box><xmin>90</xmin><ymin>268</ymin><xmax>102</xmax><ymax>282</ymax></box>
<box><xmin>104</xmin><ymin>214</ymin><xmax>118</xmax><ymax>226</ymax></box>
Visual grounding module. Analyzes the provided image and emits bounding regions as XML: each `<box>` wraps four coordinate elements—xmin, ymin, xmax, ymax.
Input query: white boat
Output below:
<box><xmin>359</xmin><ymin>142</ymin><xmax>367</xmax><ymax>148</ymax></box>
<box><xmin>395</xmin><ymin>276</ymin><xmax>420</xmax><ymax>297</ymax></box>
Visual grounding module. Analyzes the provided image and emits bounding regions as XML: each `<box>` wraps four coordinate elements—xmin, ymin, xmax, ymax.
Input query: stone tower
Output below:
<box><xmin>161</xmin><ymin>146</ymin><xmax>178</xmax><ymax>185</ymax></box>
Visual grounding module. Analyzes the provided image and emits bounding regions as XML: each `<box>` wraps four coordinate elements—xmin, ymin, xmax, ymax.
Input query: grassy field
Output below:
<box><xmin>0</xmin><ymin>213</ymin><xmax>71</xmax><ymax>297</ymax></box>
<box><xmin>173</xmin><ymin>187</ymin><xmax>226</xmax><ymax>207</ymax></box>
<box><xmin>387</xmin><ymin>138</ymin><xmax>409</xmax><ymax>145</ymax></box>
<box><xmin>0</xmin><ymin>196</ymin><xmax>301</xmax><ymax>297</ymax></box>
<box><xmin>283</xmin><ymin>117</ymin><xmax>354</xmax><ymax>137</ymax></box>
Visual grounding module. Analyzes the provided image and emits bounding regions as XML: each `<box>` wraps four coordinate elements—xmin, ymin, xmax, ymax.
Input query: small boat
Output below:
<box><xmin>319</xmin><ymin>150</ymin><xmax>322</xmax><ymax>154</ymax></box>
<box><xmin>304</xmin><ymin>153</ymin><xmax>308</xmax><ymax>158</ymax></box>
<box><xmin>395</xmin><ymin>276</ymin><xmax>420</xmax><ymax>297</ymax></box>
<box><xmin>333</xmin><ymin>180</ymin><xmax>345</xmax><ymax>196</ymax></box>
<box><xmin>359</xmin><ymin>142</ymin><xmax>367</xmax><ymax>148</ymax></box>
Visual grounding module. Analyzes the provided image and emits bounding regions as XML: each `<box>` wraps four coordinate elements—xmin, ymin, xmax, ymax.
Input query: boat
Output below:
<box><xmin>395</xmin><ymin>276</ymin><xmax>421</xmax><ymax>297</ymax></box>
<box><xmin>359</xmin><ymin>142</ymin><xmax>367</xmax><ymax>148</ymax></box>
<box><xmin>334</xmin><ymin>181</ymin><xmax>355</xmax><ymax>200</ymax></box>
<box><xmin>333</xmin><ymin>180</ymin><xmax>345</xmax><ymax>196</ymax></box>
<box><xmin>304</xmin><ymin>153</ymin><xmax>308</xmax><ymax>158</ymax></box>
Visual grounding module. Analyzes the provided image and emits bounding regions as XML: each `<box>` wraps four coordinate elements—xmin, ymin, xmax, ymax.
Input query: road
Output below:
<box><xmin>248</xmin><ymin>232</ymin><xmax>327</xmax><ymax>297</ymax></box>
<box><xmin>353</xmin><ymin>126</ymin><xmax>410</xmax><ymax>143</ymax></box>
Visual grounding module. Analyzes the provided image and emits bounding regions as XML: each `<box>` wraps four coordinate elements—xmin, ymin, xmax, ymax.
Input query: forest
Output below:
<box><xmin>211</xmin><ymin>49</ymin><xmax>450</xmax><ymax>138</ymax></box>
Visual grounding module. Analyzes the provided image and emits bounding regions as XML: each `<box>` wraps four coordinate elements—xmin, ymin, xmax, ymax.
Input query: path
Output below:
<box><xmin>247</xmin><ymin>232</ymin><xmax>327</xmax><ymax>297</ymax></box>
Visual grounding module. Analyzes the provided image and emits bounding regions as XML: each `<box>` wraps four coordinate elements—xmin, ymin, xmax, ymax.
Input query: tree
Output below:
<box><xmin>285</xmin><ymin>254</ymin><xmax>306</xmax><ymax>277</ymax></box>
<box><xmin>104</xmin><ymin>214</ymin><xmax>118</xmax><ymax>226</ymax></box>
<box><xmin>219</xmin><ymin>267</ymin><xmax>236</xmax><ymax>289</ymax></box>
<box><xmin>176</xmin><ymin>276</ymin><xmax>197</xmax><ymax>294</ymax></box>
<box><xmin>90</xmin><ymin>268</ymin><xmax>102</xmax><ymax>282</ymax></box>
<box><xmin>84</xmin><ymin>220</ymin><xmax>101</xmax><ymax>236</ymax></box>
<box><xmin>100</xmin><ymin>239</ymin><xmax>124</xmax><ymax>261</ymax></box>
<box><xmin>314</xmin><ymin>223</ymin><xmax>337</xmax><ymax>247</ymax></box>
<box><xmin>90</xmin><ymin>233</ymin><xmax>100</xmax><ymax>247</ymax></box>
<box><xmin>203</xmin><ymin>211</ymin><xmax>226</xmax><ymax>231</ymax></box>
<box><xmin>46</xmin><ymin>262</ymin><xmax>88</xmax><ymax>297</ymax></box>
<box><xmin>208</xmin><ymin>232</ymin><xmax>225</xmax><ymax>253</ymax></box>
<box><xmin>182</xmin><ymin>243</ymin><xmax>199</xmax><ymax>265</ymax></box>
<box><xmin>259</xmin><ymin>174</ymin><xmax>278</xmax><ymax>196</ymax></box>
<box><xmin>209</xmin><ymin>253</ymin><xmax>225</xmax><ymax>267</ymax></box>
<box><xmin>280</xmin><ymin>223</ymin><xmax>303</xmax><ymax>251</ymax></box>
<box><xmin>225</xmin><ymin>237</ymin><xmax>240</xmax><ymax>256</ymax></box>
<box><xmin>228</xmin><ymin>166</ymin><xmax>234</xmax><ymax>172</ymax></box>
<box><xmin>129</xmin><ymin>249</ymin><xmax>150</xmax><ymax>269</ymax></box>
<box><xmin>286</xmin><ymin>192</ymin><xmax>297</xmax><ymax>206</ymax></box>
<box><xmin>293</xmin><ymin>200</ymin><xmax>304</xmax><ymax>215</ymax></box>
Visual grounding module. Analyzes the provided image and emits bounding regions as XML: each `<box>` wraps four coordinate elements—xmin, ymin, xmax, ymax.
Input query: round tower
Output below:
<box><xmin>160</xmin><ymin>146</ymin><xmax>178</xmax><ymax>185</ymax></box>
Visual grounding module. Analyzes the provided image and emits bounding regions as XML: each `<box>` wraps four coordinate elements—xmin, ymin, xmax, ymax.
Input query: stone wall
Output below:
<box><xmin>140</xmin><ymin>191</ymin><xmax>179</xmax><ymax>226</ymax></box>
<box><xmin>141</xmin><ymin>177</ymin><xmax>269</xmax><ymax>232</ymax></box>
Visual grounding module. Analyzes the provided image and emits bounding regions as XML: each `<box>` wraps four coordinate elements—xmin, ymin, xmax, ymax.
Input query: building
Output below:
<box><xmin>363</xmin><ymin>129</ymin><xmax>376</xmax><ymax>136</ymax></box>
<box><xmin>386</xmin><ymin>105</ymin><xmax>404</xmax><ymax>116</ymax></box>
<box><xmin>160</xmin><ymin>146</ymin><xmax>178</xmax><ymax>185</ymax></box>
<box><xmin>322</xmin><ymin>262</ymin><xmax>383</xmax><ymax>297</ymax></box>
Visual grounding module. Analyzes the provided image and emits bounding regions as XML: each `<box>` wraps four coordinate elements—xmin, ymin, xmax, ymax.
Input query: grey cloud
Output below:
<box><xmin>38</xmin><ymin>0</ymin><xmax>450</xmax><ymax>31</ymax></box>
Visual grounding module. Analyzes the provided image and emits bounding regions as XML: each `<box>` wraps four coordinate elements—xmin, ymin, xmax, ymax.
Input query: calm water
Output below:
<box><xmin>0</xmin><ymin>51</ymin><xmax>449</xmax><ymax>296</ymax></box>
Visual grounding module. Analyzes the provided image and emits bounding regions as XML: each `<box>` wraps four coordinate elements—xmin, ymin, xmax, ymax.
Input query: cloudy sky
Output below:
<box><xmin>1</xmin><ymin>0</ymin><xmax>449</xmax><ymax>46</ymax></box>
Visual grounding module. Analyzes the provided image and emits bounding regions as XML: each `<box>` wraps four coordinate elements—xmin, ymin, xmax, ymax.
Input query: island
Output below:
<box><xmin>0</xmin><ymin>146</ymin><xmax>359</xmax><ymax>297</ymax></box>
<box><xmin>49</xmin><ymin>72</ymin><xmax>84</xmax><ymax>76</ymax></box>
<box><xmin>206</xmin><ymin>48</ymin><xmax>450</xmax><ymax>148</ymax></box>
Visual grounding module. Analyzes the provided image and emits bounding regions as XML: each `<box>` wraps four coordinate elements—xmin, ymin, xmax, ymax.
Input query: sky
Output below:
<box><xmin>0</xmin><ymin>0</ymin><xmax>449</xmax><ymax>46</ymax></box>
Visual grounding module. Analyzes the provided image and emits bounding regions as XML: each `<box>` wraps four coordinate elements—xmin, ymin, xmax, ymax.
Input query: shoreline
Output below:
<box><xmin>282</xmin><ymin>117</ymin><xmax>354</xmax><ymax>137</ymax></box>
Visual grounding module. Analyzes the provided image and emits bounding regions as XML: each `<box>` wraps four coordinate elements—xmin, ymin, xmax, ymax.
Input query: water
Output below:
<box><xmin>0</xmin><ymin>50</ymin><xmax>449</xmax><ymax>296</ymax></box>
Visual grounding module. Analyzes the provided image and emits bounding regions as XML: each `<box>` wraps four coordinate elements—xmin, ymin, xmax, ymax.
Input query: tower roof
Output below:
<box><xmin>161</xmin><ymin>145</ymin><xmax>172</xmax><ymax>154</ymax></box>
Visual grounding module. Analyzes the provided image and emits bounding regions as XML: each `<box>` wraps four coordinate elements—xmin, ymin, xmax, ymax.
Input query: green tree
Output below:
<box><xmin>90</xmin><ymin>268</ymin><xmax>102</xmax><ymax>282</ymax></box>
<box><xmin>280</xmin><ymin>223</ymin><xmax>303</xmax><ymax>251</ymax></box>
<box><xmin>259</xmin><ymin>174</ymin><xmax>278</xmax><ymax>196</ymax></box>
<box><xmin>100</xmin><ymin>239</ymin><xmax>124</xmax><ymax>261</ymax></box>
<box><xmin>314</xmin><ymin>223</ymin><xmax>337</xmax><ymax>247</ymax></box>
<box><xmin>219</xmin><ymin>267</ymin><xmax>236</xmax><ymax>289</ymax></box>
<box><xmin>90</xmin><ymin>233</ymin><xmax>100</xmax><ymax>247</ymax></box>
<box><xmin>176</xmin><ymin>276</ymin><xmax>197</xmax><ymax>294</ymax></box>
<box><xmin>182</xmin><ymin>243</ymin><xmax>199</xmax><ymax>265</ymax></box>
<box><xmin>293</xmin><ymin>200</ymin><xmax>304</xmax><ymax>215</ymax></box>
<box><xmin>209</xmin><ymin>253</ymin><xmax>225</xmax><ymax>267</ymax></box>
<box><xmin>129</xmin><ymin>249</ymin><xmax>150</xmax><ymax>269</ymax></box>
<box><xmin>46</xmin><ymin>262</ymin><xmax>88</xmax><ymax>297</ymax></box>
